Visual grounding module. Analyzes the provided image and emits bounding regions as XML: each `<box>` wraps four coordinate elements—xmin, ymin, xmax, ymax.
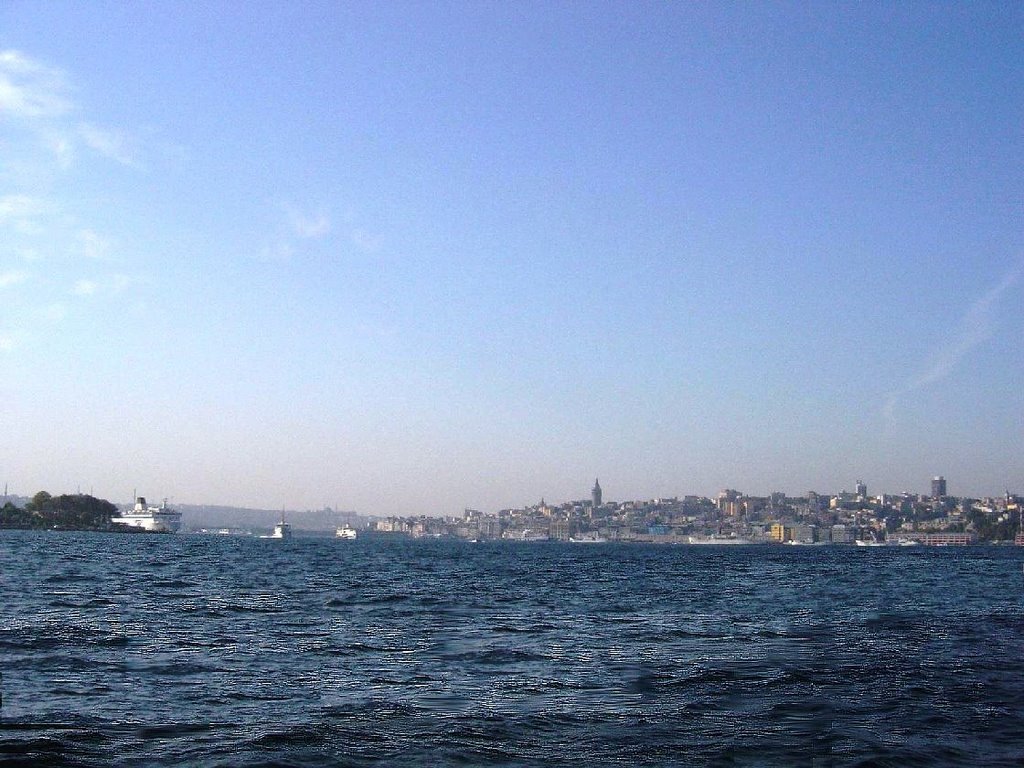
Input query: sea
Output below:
<box><xmin>2</xmin><ymin>531</ymin><xmax>1023</xmax><ymax>767</ymax></box>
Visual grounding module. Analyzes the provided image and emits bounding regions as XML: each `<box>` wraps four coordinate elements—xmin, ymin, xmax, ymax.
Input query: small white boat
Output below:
<box><xmin>261</xmin><ymin>512</ymin><xmax>292</xmax><ymax>539</ymax></box>
<box><xmin>269</xmin><ymin>521</ymin><xmax>292</xmax><ymax>539</ymax></box>
<box><xmin>336</xmin><ymin>525</ymin><xmax>357</xmax><ymax>540</ymax></box>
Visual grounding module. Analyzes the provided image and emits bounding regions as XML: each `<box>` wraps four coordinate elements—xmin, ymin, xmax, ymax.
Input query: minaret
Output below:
<box><xmin>592</xmin><ymin>478</ymin><xmax>602</xmax><ymax>510</ymax></box>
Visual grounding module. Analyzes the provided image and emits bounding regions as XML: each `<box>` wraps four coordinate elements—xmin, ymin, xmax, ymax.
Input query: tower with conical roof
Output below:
<box><xmin>592</xmin><ymin>478</ymin><xmax>602</xmax><ymax>510</ymax></box>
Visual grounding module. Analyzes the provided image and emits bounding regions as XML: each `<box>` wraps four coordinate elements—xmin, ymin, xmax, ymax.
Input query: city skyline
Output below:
<box><xmin>1</xmin><ymin>3</ymin><xmax>1022</xmax><ymax>516</ymax></box>
<box><xmin>1</xmin><ymin>472</ymin><xmax>1006</xmax><ymax>518</ymax></box>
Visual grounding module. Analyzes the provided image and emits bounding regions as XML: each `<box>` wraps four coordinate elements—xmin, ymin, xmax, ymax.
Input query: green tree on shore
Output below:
<box><xmin>1</xmin><ymin>492</ymin><xmax>118</xmax><ymax>530</ymax></box>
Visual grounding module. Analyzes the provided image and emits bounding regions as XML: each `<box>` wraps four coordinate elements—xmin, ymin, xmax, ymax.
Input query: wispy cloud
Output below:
<box><xmin>260</xmin><ymin>203</ymin><xmax>380</xmax><ymax>263</ymax></box>
<box><xmin>339</xmin><ymin>208</ymin><xmax>382</xmax><ymax>253</ymax></box>
<box><xmin>0</xmin><ymin>50</ymin><xmax>154</xmax><ymax>339</ymax></box>
<box><xmin>0</xmin><ymin>49</ymin><xmax>71</xmax><ymax>119</ymax></box>
<box><xmin>349</xmin><ymin>228</ymin><xmax>381</xmax><ymax>253</ymax></box>
<box><xmin>884</xmin><ymin>259</ymin><xmax>1024</xmax><ymax>418</ymax></box>
<box><xmin>258</xmin><ymin>242</ymin><xmax>296</xmax><ymax>262</ymax></box>
<box><xmin>71</xmin><ymin>273</ymin><xmax>136</xmax><ymax>297</ymax></box>
<box><xmin>0</xmin><ymin>270</ymin><xmax>29</xmax><ymax>289</ymax></box>
<box><xmin>72</xmin><ymin>279</ymin><xmax>97</xmax><ymax>296</ymax></box>
<box><xmin>0</xmin><ymin>271</ymin><xmax>29</xmax><ymax>290</ymax></box>
<box><xmin>79</xmin><ymin>122</ymin><xmax>142</xmax><ymax>168</ymax></box>
<box><xmin>257</xmin><ymin>204</ymin><xmax>332</xmax><ymax>262</ymax></box>
<box><xmin>2</xmin><ymin>50</ymin><xmax>146</xmax><ymax>173</ymax></box>
<box><xmin>110</xmin><ymin>273</ymin><xmax>134</xmax><ymax>293</ymax></box>
<box><xmin>0</xmin><ymin>334</ymin><xmax>14</xmax><ymax>352</ymax></box>
<box><xmin>78</xmin><ymin>228</ymin><xmax>113</xmax><ymax>260</ymax></box>
<box><xmin>40</xmin><ymin>303</ymin><xmax>67</xmax><ymax>323</ymax></box>
<box><xmin>285</xmin><ymin>204</ymin><xmax>331</xmax><ymax>240</ymax></box>
<box><xmin>45</xmin><ymin>131</ymin><xmax>75</xmax><ymax>167</ymax></box>
<box><xmin>18</xmin><ymin>247</ymin><xmax>40</xmax><ymax>262</ymax></box>
<box><xmin>0</xmin><ymin>194</ymin><xmax>52</xmax><ymax>232</ymax></box>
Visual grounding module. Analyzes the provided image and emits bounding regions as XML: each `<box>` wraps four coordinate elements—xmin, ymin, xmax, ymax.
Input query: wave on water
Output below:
<box><xmin>2</xmin><ymin>533</ymin><xmax>1024</xmax><ymax>766</ymax></box>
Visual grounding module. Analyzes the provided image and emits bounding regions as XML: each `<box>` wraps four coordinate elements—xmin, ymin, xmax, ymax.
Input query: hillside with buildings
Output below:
<box><xmin>374</xmin><ymin>477</ymin><xmax>1024</xmax><ymax>546</ymax></box>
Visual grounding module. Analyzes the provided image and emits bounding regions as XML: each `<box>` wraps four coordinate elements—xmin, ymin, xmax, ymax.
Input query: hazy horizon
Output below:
<box><xmin>2</xmin><ymin>3</ymin><xmax>1021</xmax><ymax>516</ymax></box>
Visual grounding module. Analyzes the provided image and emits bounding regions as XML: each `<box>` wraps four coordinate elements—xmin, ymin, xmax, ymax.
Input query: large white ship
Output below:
<box><xmin>111</xmin><ymin>496</ymin><xmax>182</xmax><ymax>533</ymax></box>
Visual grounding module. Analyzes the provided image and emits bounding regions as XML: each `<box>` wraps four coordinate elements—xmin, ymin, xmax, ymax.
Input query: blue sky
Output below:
<box><xmin>1</xmin><ymin>2</ymin><xmax>1021</xmax><ymax>513</ymax></box>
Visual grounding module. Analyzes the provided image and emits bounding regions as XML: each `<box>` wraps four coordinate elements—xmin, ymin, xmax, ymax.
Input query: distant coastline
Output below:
<box><xmin>4</xmin><ymin>484</ymin><xmax>1022</xmax><ymax>547</ymax></box>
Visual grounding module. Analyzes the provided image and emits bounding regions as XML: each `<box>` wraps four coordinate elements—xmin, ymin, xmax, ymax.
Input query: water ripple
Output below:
<box><xmin>2</xmin><ymin>533</ymin><xmax>1024</xmax><ymax>766</ymax></box>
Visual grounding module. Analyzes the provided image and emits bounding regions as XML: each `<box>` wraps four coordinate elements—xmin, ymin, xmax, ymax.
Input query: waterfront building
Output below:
<box><xmin>830</xmin><ymin>525</ymin><xmax>853</xmax><ymax>544</ymax></box>
<box><xmin>549</xmin><ymin>518</ymin><xmax>574</xmax><ymax>541</ymax></box>
<box><xmin>789</xmin><ymin>524</ymin><xmax>816</xmax><ymax>543</ymax></box>
<box><xmin>717</xmin><ymin>489</ymin><xmax>741</xmax><ymax>510</ymax></box>
<box><xmin>721</xmin><ymin>499</ymin><xmax>743</xmax><ymax>517</ymax></box>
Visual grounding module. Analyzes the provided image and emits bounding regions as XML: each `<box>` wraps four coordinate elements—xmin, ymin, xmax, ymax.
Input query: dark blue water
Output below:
<box><xmin>2</xmin><ymin>532</ymin><xmax>1024</xmax><ymax>767</ymax></box>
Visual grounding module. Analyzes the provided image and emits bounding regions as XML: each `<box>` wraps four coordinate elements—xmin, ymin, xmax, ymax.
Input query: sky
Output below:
<box><xmin>1</xmin><ymin>2</ymin><xmax>1022</xmax><ymax>514</ymax></box>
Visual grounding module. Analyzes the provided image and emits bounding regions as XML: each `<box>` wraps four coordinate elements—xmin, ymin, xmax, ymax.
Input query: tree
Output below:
<box><xmin>0</xmin><ymin>502</ymin><xmax>36</xmax><ymax>528</ymax></box>
<box><xmin>48</xmin><ymin>494</ymin><xmax>117</xmax><ymax>528</ymax></box>
<box><xmin>26</xmin><ymin>490</ymin><xmax>52</xmax><ymax>513</ymax></box>
<box><xmin>1</xmin><ymin>491</ymin><xmax>117</xmax><ymax>530</ymax></box>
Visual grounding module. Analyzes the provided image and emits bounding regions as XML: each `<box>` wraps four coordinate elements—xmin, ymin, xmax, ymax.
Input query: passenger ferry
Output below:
<box><xmin>111</xmin><ymin>496</ymin><xmax>182</xmax><ymax>533</ymax></box>
<box><xmin>336</xmin><ymin>525</ymin><xmax>358</xmax><ymax>540</ymax></box>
